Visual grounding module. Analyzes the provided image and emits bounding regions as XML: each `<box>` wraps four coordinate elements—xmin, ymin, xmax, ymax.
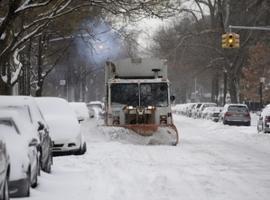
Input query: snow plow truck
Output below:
<box><xmin>104</xmin><ymin>57</ymin><xmax>179</xmax><ymax>145</ymax></box>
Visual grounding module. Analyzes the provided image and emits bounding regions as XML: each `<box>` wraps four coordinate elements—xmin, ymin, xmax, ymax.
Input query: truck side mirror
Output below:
<box><xmin>170</xmin><ymin>95</ymin><xmax>176</xmax><ymax>102</ymax></box>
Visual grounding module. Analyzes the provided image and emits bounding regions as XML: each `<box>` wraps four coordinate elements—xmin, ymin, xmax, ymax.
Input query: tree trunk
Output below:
<box><xmin>228</xmin><ymin>75</ymin><xmax>239</xmax><ymax>103</ymax></box>
<box><xmin>35</xmin><ymin>35</ymin><xmax>43</xmax><ymax>97</ymax></box>
<box><xmin>36</xmin><ymin>81</ymin><xmax>43</xmax><ymax>97</ymax></box>
<box><xmin>0</xmin><ymin>79</ymin><xmax>12</xmax><ymax>95</ymax></box>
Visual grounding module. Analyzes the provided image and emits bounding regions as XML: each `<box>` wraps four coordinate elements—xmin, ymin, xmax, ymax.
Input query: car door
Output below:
<box><xmin>0</xmin><ymin>140</ymin><xmax>6</xmax><ymax>189</ymax></box>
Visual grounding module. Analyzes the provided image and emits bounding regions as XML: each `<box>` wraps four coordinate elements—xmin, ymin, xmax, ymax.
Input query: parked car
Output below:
<box><xmin>36</xmin><ymin>97</ymin><xmax>87</xmax><ymax>156</ymax></box>
<box><xmin>201</xmin><ymin>107</ymin><xmax>214</xmax><ymax>119</ymax></box>
<box><xmin>87</xmin><ymin>101</ymin><xmax>105</xmax><ymax>119</ymax></box>
<box><xmin>0</xmin><ymin>111</ymin><xmax>40</xmax><ymax>197</ymax></box>
<box><xmin>205</xmin><ymin>107</ymin><xmax>223</xmax><ymax>122</ymax></box>
<box><xmin>197</xmin><ymin>103</ymin><xmax>217</xmax><ymax>118</ymax></box>
<box><xmin>0</xmin><ymin>138</ymin><xmax>10</xmax><ymax>200</ymax></box>
<box><xmin>220</xmin><ymin>104</ymin><xmax>251</xmax><ymax>126</ymax></box>
<box><xmin>69</xmin><ymin>102</ymin><xmax>90</xmax><ymax>122</ymax></box>
<box><xmin>0</xmin><ymin>96</ymin><xmax>53</xmax><ymax>173</ymax></box>
<box><xmin>257</xmin><ymin>107</ymin><xmax>270</xmax><ymax>133</ymax></box>
<box><xmin>191</xmin><ymin>103</ymin><xmax>202</xmax><ymax>118</ymax></box>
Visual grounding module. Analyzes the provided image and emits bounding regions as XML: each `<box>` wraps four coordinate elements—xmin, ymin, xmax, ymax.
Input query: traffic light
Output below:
<box><xmin>221</xmin><ymin>33</ymin><xmax>240</xmax><ymax>48</ymax></box>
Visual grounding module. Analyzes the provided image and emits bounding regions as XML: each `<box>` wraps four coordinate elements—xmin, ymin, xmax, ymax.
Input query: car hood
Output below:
<box><xmin>45</xmin><ymin>116</ymin><xmax>81</xmax><ymax>141</ymax></box>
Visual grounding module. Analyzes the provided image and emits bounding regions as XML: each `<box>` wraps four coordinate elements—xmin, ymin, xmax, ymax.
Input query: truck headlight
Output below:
<box><xmin>160</xmin><ymin>115</ymin><xmax>167</xmax><ymax>124</ymax></box>
<box><xmin>127</xmin><ymin>106</ymin><xmax>134</xmax><ymax>110</ymax></box>
<box><xmin>147</xmin><ymin>106</ymin><xmax>155</xmax><ymax>110</ymax></box>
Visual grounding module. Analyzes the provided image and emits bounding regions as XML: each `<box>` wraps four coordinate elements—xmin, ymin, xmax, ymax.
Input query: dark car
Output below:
<box><xmin>220</xmin><ymin>104</ymin><xmax>251</xmax><ymax>126</ymax></box>
<box><xmin>0</xmin><ymin>139</ymin><xmax>10</xmax><ymax>200</ymax></box>
<box><xmin>0</xmin><ymin>96</ymin><xmax>53</xmax><ymax>173</ymax></box>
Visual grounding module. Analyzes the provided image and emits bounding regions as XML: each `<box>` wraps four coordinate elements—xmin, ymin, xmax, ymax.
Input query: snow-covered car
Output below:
<box><xmin>201</xmin><ymin>107</ymin><xmax>214</xmax><ymax>119</ymax></box>
<box><xmin>69</xmin><ymin>102</ymin><xmax>90</xmax><ymax>122</ymax></box>
<box><xmin>87</xmin><ymin>101</ymin><xmax>105</xmax><ymax>119</ymax></box>
<box><xmin>0</xmin><ymin>96</ymin><xmax>53</xmax><ymax>173</ymax></box>
<box><xmin>0</xmin><ymin>111</ymin><xmax>40</xmax><ymax>197</ymax></box>
<box><xmin>197</xmin><ymin>103</ymin><xmax>217</xmax><ymax>118</ymax></box>
<box><xmin>186</xmin><ymin>103</ymin><xmax>196</xmax><ymax>117</ymax></box>
<box><xmin>220</xmin><ymin>104</ymin><xmax>251</xmax><ymax>126</ymax></box>
<box><xmin>257</xmin><ymin>107</ymin><xmax>270</xmax><ymax>133</ymax></box>
<box><xmin>202</xmin><ymin>106</ymin><xmax>223</xmax><ymax>122</ymax></box>
<box><xmin>191</xmin><ymin>103</ymin><xmax>202</xmax><ymax>118</ymax></box>
<box><xmin>36</xmin><ymin>97</ymin><xmax>86</xmax><ymax>156</ymax></box>
<box><xmin>0</xmin><ymin>138</ymin><xmax>10</xmax><ymax>200</ymax></box>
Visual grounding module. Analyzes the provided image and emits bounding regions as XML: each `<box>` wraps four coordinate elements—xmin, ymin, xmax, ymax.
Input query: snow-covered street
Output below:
<box><xmin>21</xmin><ymin>115</ymin><xmax>270</xmax><ymax>200</ymax></box>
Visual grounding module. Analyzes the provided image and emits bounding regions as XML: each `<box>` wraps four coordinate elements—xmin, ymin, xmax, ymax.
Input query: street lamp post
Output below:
<box><xmin>259</xmin><ymin>77</ymin><xmax>265</xmax><ymax>109</ymax></box>
<box><xmin>223</xmin><ymin>69</ymin><xmax>227</xmax><ymax>106</ymax></box>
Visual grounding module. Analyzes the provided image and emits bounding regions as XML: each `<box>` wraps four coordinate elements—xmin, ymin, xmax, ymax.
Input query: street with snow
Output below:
<box><xmin>23</xmin><ymin>114</ymin><xmax>270</xmax><ymax>200</ymax></box>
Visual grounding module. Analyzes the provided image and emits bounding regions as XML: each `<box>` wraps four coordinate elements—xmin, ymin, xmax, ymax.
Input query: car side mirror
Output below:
<box><xmin>29</xmin><ymin>138</ymin><xmax>38</xmax><ymax>147</ymax></box>
<box><xmin>38</xmin><ymin>121</ymin><xmax>45</xmax><ymax>131</ymax></box>
<box><xmin>78</xmin><ymin>118</ymin><xmax>84</xmax><ymax>123</ymax></box>
<box><xmin>170</xmin><ymin>95</ymin><xmax>176</xmax><ymax>102</ymax></box>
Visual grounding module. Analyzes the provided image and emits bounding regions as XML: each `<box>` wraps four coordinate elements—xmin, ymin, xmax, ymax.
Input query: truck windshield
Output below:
<box><xmin>140</xmin><ymin>83</ymin><xmax>168</xmax><ymax>107</ymax></box>
<box><xmin>111</xmin><ymin>83</ymin><xmax>139</xmax><ymax>106</ymax></box>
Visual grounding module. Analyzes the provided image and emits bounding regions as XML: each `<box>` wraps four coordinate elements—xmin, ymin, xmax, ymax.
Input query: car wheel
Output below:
<box><xmin>223</xmin><ymin>120</ymin><xmax>227</xmax><ymax>125</ymax></box>
<box><xmin>31</xmin><ymin>161</ymin><xmax>38</xmax><ymax>188</ymax></box>
<box><xmin>76</xmin><ymin>142</ymin><xmax>87</xmax><ymax>155</ymax></box>
<box><xmin>20</xmin><ymin>169</ymin><xmax>30</xmax><ymax>197</ymax></box>
<box><xmin>2</xmin><ymin>179</ymin><xmax>9</xmax><ymax>200</ymax></box>
<box><xmin>80</xmin><ymin>142</ymin><xmax>87</xmax><ymax>155</ymax></box>
<box><xmin>245</xmin><ymin>122</ymin><xmax>251</xmax><ymax>126</ymax></box>
<box><xmin>44</xmin><ymin>156</ymin><xmax>52</xmax><ymax>173</ymax></box>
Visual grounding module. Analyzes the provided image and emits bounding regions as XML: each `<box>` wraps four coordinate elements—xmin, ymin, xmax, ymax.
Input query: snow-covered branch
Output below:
<box><xmin>15</xmin><ymin>0</ymin><xmax>53</xmax><ymax>13</ymax></box>
<box><xmin>1</xmin><ymin>47</ymin><xmax>24</xmax><ymax>85</ymax></box>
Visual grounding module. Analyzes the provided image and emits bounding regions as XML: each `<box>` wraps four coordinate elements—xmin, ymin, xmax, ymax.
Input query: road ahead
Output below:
<box><xmin>23</xmin><ymin>115</ymin><xmax>270</xmax><ymax>200</ymax></box>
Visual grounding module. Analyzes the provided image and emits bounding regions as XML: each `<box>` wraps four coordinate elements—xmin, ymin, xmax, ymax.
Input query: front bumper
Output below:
<box><xmin>52</xmin><ymin>139</ymin><xmax>81</xmax><ymax>155</ymax></box>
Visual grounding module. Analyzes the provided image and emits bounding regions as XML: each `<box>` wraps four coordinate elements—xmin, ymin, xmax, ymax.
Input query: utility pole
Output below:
<box><xmin>229</xmin><ymin>25</ymin><xmax>270</xmax><ymax>32</ymax></box>
<box><xmin>223</xmin><ymin>69</ymin><xmax>227</xmax><ymax>106</ymax></box>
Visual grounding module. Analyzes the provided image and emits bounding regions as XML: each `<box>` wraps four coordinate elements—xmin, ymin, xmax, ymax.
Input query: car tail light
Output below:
<box><xmin>225</xmin><ymin>112</ymin><xmax>232</xmax><ymax>117</ymax></box>
<box><xmin>160</xmin><ymin>115</ymin><xmax>167</xmax><ymax>125</ymax></box>
<box><xmin>244</xmin><ymin>113</ymin><xmax>251</xmax><ymax>119</ymax></box>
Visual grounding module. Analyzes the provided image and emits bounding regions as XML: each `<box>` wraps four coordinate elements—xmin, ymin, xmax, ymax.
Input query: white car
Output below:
<box><xmin>197</xmin><ymin>103</ymin><xmax>217</xmax><ymax>118</ymax></box>
<box><xmin>69</xmin><ymin>102</ymin><xmax>90</xmax><ymax>122</ymax></box>
<box><xmin>35</xmin><ymin>97</ymin><xmax>86</xmax><ymax>156</ymax></box>
<box><xmin>0</xmin><ymin>111</ymin><xmax>39</xmax><ymax>197</ymax></box>
<box><xmin>257</xmin><ymin>107</ymin><xmax>270</xmax><ymax>133</ymax></box>
<box><xmin>0</xmin><ymin>96</ymin><xmax>53</xmax><ymax>174</ymax></box>
<box><xmin>87</xmin><ymin>101</ymin><xmax>105</xmax><ymax>119</ymax></box>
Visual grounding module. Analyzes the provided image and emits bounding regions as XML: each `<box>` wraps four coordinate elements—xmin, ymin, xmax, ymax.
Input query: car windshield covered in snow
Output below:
<box><xmin>0</xmin><ymin>105</ymin><xmax>32</xmax><ymax>123</ymax></box>
<box><xmin>111</xmin><ymin>83</ymin><xmax>139</xmax><ymax>106</ymax></box>
<box><xmin>111</xmin><ymin>83</ymin><xmax>168</xmax><ymax>107</ymax></box>
<box><xmin>140</xmin><ymin>83</ymin><xmax>168</xmax><ymax>107</ymax></box>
